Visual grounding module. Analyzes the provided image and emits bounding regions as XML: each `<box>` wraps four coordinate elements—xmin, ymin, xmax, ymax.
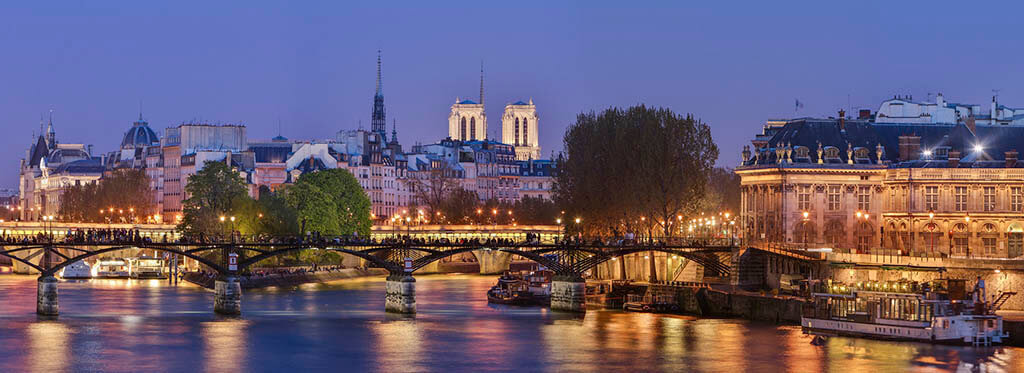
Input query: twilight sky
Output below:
<box><xmin>3</xmin><ymin>1</ymin><xmax>1023</xmax><ymax>187</ymax></box>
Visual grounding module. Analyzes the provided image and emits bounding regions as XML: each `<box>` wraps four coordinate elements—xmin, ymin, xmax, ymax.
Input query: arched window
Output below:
<box><xmin>952</xmin><ymin>223</ymin><xmax>969</xmax><ymax>255</ymax></box>
<box><xmin>523</xmin><ymin>118</ymin><xmax>529</xmax><ymax>145</ymax></box>
<box><xmin>824</xmin><ymin>219</ymin><xmax>845</xmax><ymax>247</ymax></box>
<box><xmin>923</xmin><ymin>223</ymin><xmax>942</xmax><ymax>254</ymax></box>
<box><xmin>470</xmin><ymin>117</ymin><xmax>477</xmax><ymax>139</ymax></box>
<box><xmin>856</xmin><ymin>222</ymin><xmax>874</xmax><ymax>251</ymax></box>
<box><xmin>514</xmin><ymin>118</ymin><xmax>520</xmax><ymax>145</ymax></box>
<box><xmin>793</xmin><ymin>221</ymin><xmax>817</xmax><ymax>244</ymax></box>
<box><xmin>460</xmin><ymin>117</ymin><xmax>467</xmax><ymax>140</ymax></box>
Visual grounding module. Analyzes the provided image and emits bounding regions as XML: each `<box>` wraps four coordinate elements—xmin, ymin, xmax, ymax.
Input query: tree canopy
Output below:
<box><xmin>553</xmin><ymin>105</ymin><xmax>718</xmax><ymax>237</ymax></box>
<box><xmin>59</xmin><ymin>169</ymin><xmax>154</xmax><ymax>222</ymax></box>
<box><xmin>285</xmin><ymin>168</ymin><xmax>371</xmax><ymax>236</ymax></box>
<box><xmin>178</xmin><ymin>161</ymin><xmax>249</xmax><ymax>236</ymax></box>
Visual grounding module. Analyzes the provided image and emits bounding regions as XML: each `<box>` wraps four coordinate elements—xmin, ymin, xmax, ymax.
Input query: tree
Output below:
<box><xmin>178</xmin><ymin>161</ymin><xmax>249</xmax><ymax>237</ymax></box>
<box><xmin>553</xmin><ymin>105</ymin><xmax>718</xmax><ymax>237</ymax></box>
<box><xmin>702</xmin><ymin>167</ymin><xmax>741</xmax><ymax>214</ymax></box>
<box><xmin>408</xmin><ymin>161</ymin><xmax>462</xmax><ymax>216</ymax></box>
<box><xmin>513</xmin><ymin>196</ymin><xmax>559</xmax><ymax>225</ymax></box>
<box><xmin>439</xmin><ymin>187</ymin><xmax>480</xmax><ymax>224</ymax></box>
<box><xmin>285</xmin><ymin>168</ymin><xmax>371</xmax><ymax>236</ymax></box>
<box><xmin>59</xmin><ymin>169</ymin><xmax>154</xmax><ymax>222</ymax></box>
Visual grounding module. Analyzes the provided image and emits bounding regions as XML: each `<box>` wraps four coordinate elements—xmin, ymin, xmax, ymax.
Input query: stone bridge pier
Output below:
<box><xmin>214</xmin><ymin>276</ymin><xmax>242</xmax><ymax>315</ymax></box>
<box><xmin>37</xmin><ymin>275</ymin><xmax>59</xmax><ymax>316</ymax></box>
<box><xmin>472</xmin><ymin>249</ymin><xmax>513</xmax><ymax>274</ymax></box>
<box><xmin>550</xmin><ymin>275</ymin><xmax>586</xmax><ymax>312</ymax></box>
<box><xmin>385</xmin><ymin>274</ymin><xmax>416</xmax><ymax>314</ymax></box>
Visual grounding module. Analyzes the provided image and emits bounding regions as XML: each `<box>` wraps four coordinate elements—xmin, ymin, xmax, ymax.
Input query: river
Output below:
<box><xmin>0</xmin><ymin>274</ymin><xmax>1019</xmax><ymax>372</ymax></box>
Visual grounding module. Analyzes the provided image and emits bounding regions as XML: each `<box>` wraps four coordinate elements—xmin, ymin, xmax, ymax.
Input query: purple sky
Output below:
<box><xmin>3</xmin><ymin>1</ymin><xmax>1023</xmax><ymax>187</ymax></box>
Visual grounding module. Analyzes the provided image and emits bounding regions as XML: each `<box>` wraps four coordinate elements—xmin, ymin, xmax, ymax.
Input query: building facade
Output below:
<box><xmin>737</xmin><ymin>104</ymin><xmax>1024</xmax><ymax>259</ymax></box>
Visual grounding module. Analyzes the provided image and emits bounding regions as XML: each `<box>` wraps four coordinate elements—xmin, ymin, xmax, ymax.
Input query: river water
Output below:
<box><xmin>0</xmin><ymin>274</ymin><xmax>1019</xmax><ymax>372</ymax></box>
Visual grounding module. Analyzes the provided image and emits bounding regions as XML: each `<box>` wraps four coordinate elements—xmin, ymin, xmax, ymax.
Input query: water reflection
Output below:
<box><xmin>371</xmin><ymin>318</ymin><xmax>423</xmax><ymax>372</ymax></box>
<box><xmin>202</xmin><ymin>319</ymin><xmax>249</xmax><ymax>373</ymax></box>
<box><xmin>0</xmin><ymin>275</ymin><xmax>1021</xmax><ymax>372</ymax></box>
<box><xmin>27</xmin><ymin>321</ymin><xmax>70</xmax><ymax>373</ymax></box>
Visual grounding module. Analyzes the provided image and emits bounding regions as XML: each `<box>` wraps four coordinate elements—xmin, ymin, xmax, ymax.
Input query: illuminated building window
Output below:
<box><xmin>827</xmin><ymin>185</ymin><xmax>841</xmax><ymax>211</ymax></box>
<box><xmin>984</xmin><ymin>187</ymin><xmax>996</xmax><ymax>212</ymax></box>
<box><xmin>925</xmin><ymin>186</ymin><xmax>939</xmax><ymax>211</ymax></box>
<box><xmin>1013</xmin><ymin>187</ymin><xmax>1024</xmax><ymax>212</ymax></box>
<box><xmin>955</xmin><ymin>187</ymin><xmax>968</xmax><ymax>212</ymax></box>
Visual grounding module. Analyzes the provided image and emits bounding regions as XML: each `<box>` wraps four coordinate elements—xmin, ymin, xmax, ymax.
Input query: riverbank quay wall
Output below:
<box><xmin>184</xmin><ymin>268</ymin><xmax>388</xmax><ymax>289</ymax></box>
<box><xmin>823</xmin><ymin>253</ymin><xmax>1024</xmax><ymax>311</ymax></box>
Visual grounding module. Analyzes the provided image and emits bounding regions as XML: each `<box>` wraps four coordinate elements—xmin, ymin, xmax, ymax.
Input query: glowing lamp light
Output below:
<box><xmin>923</xmin><ymin>149</ymin><xmax>932</xmax><ymax>157</ymax></box>
<box><xmin>974</xmin><ymin>144</ymin><xmax>984</xmax><ymax>153</ymax></box>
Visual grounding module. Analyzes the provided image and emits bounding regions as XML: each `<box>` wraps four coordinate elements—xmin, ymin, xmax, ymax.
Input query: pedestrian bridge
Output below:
<box><xmin>0</xmin><ymin>236</ymin><xmax>737</xmax><ymax>316</ymax></box>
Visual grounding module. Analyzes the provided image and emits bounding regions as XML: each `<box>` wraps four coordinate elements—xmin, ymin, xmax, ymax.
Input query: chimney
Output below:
<box><xmin>949</xmin><ymin>149</ymin><xmax>961</xmax><ymax>168</ymax></box>
<box><xmin>1007</xmin><ymin>150</ymin><xmax>1019</xmax><ymax>168</ymax></box>
<box><xmin>838</xmin><ymin>110</ymin><xmax>846</xmax><ymax>131</ymax></box>
<box><xmin>897</xmin><ymin>134</ymin><xmax>921</xmax><ymax>161</ymax></box>
<box><xmin>87</xmin><ymin>144</ymin><xmax>93</xmax><ymax>156</ymax></box>
<box><xmin>936</xmin><ymin>93</ymin><xmax>945</xmax><ymax>107</ymax></box>
<box><xmin>991</xmin><ymin>96</ymin><xmax>998</xmax><ymax>122</ymax></box>
<box><xmin>858</xmin><ymin>109</ymin><xmax>872</xmax><ymax>120</ymax></box>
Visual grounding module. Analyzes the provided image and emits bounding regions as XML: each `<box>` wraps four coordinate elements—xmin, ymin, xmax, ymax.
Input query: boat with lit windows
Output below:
<box><xmin>487</xmin><ymin>269</ymin><xmax>552</xmax><ymax>306</ymax></box>
<box><xmin>93</xmin><ymin>259</ymin><xmax>131</xmax><ymax>278</ymax></box>
<box><xmin>802</xmin><ymin>279</ymin><xmax>1014</xmax><ymax>345</ymax></box>
<box><xmin>129</xmin><ymin>256</ymin><xmax>166</xmax><ymax>279</ymax></box>
<box><xmin>59</xmin><ymin>260</ymin><xmax>92</xmax><ymax>279</ymax></box>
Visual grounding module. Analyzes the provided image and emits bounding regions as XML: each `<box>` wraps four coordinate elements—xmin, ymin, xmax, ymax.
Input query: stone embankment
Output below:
<box><xmin>184</xmin><ymin>268</ymin><xmax>388</xmax><ymax>289</ymax></box>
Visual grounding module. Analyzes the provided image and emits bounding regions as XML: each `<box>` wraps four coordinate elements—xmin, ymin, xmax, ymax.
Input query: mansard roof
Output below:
<box><xmin>52</xmin><ymin>158</ymin><xmax>104</xmax><ymax>175</ymax></box>
<box><xmin>457</xmin><ymin>99</ymin><xmax>478</xmax><ymax>105</ymax></box>
<box><xmin>742</xmin><ymin>118</ymin><xmax>1024</xmax><ymax>168</ymax></box>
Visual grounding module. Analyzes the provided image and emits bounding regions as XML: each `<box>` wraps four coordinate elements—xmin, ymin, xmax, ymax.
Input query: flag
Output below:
<box><xmin>795</xmin><ymin>99</ymin><xmax>805</xmax><ymax>112</ymax></box>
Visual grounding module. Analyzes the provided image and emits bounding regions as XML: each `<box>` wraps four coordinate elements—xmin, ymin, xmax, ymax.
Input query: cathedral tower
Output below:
<box><xmin>448</xmin><ymin>65</ymin><xmax>487</xmax><ymax>141</ymax></box>
<box><xmin>502</xmin><ymin>99</ymin><xmax>540</xmax><ymax>160</ymax></box>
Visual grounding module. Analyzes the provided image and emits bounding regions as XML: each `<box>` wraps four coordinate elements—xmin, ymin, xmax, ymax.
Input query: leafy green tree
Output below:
<box><xmin>59</xmin><ymin>169</ymin><xmax>153</xmax><ymax>222</ymax></box>
<box><xmin>513</xmin><ymin>196</ymin><xmax>559</xmax><ymax>225</ymax></box>
<box><xmin>285</xmin><ymin>169</ymin><xmax>371</xmax><ymax>236</ymax></box>
<box><xmin>178</xmin><ymin>161</ymin><xmax>249</xmax><ymax>237</ymax></box>
<box><xmin>554</xmin><ymin>105</ymin><xmax>718</xmax><ymax>237</ymax></box>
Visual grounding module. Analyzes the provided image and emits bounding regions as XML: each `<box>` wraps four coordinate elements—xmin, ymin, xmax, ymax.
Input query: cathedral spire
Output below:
<box><xmin>375</xmin><ymin>50</ymin><xmax>383</xmax><ymax>97</ymax></box>
<box><xmin>371</xmin><ymin>50</ymin><xmax>387</xmax><ymax>137</ymax></box>
<box><xmin>479</xmin><ymin>60</ymin><xmax>485</xmax><ymax>107</ymax></box>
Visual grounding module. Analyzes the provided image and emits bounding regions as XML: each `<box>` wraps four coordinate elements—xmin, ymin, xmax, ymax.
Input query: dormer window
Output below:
<box><xmin>793</xmin><ymin>146</ymin><xmax>810</xmax><ymax>162</ymax></box>
<box><xmin>823</xmin><ymin>146</ymin><xmax>841</xmax><ymax>162</ymax></box>
<box><xmin>854</xmin><ymin>147</ymin><xmax>871</xmax><ymax>164</ymax></box>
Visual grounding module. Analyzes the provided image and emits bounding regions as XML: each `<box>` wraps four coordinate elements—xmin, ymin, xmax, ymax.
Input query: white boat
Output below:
<box><xmin>60</xmin><ymin>260</ymin><xmax>92</xmax><ymax>279</ymax></box>
<box><xmin>129</xmin><ymin>256</ymin><xmax>166</xmax><ymax>279</ymax></box>
<box><xmin>93</xmin><ymin>259</ymin><xmax>131</xmax><ymax>278</ymax></box>
<box><xmin>802</xmin><ymin>279</ymin><xmax>1014</xmax><ymax>345</ymax></box>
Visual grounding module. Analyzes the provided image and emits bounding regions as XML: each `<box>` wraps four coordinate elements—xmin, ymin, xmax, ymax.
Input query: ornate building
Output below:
<box><xmin>501</xmin><ymin>99</ymin><xmax>540</xmax><ymax>160</ymax></box>
<box><xmin>18</xmin><ymin>115</ymin><xmax>103</xmax><ymax>220</ymax></box>
<box><xmin>737</xmin><ymin>108</ymin><xmax>1024</xmax><ymax>259</ymax></box>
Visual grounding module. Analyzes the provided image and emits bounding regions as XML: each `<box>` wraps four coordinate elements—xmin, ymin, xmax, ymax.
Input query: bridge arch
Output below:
<box><xmin>571</xmin><ymin>247</ymin><xmax>730</xmax><ymax>276</ymax></box>
<box><xmin>238</xmin><ymin>245</ymin><xmax>404</xmax><ymax>273</ymax></box>
<box><xmin>45</xmin><ymin>245</ymin><xmax>229</xmax><ymax>276</ymax></box>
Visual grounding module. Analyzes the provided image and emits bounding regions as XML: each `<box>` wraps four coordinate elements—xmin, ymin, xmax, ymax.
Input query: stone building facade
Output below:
<box><xmin>737</xmin><ymin>114</ymin><xmax>1024</xmax><ymax>259</ymax></box>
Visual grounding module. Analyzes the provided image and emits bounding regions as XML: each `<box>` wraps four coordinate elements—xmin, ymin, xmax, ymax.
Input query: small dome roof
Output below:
<box><xmin>121</xmin><ymin>118</ymin><xmax>160</xmax><ymax>149</ymax></box>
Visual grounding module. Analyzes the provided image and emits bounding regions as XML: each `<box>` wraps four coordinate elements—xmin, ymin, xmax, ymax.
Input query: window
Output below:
<box><xmin>954</xmin><ymin>237</ymin><xmax>968</xmax><ymax>255</ymax></box>
<box><xmin>514</xmin><ymin>118</ymin><xmax>520</xmax><ymax>145</ymax></box>
<box><xmin>983</xmin><ymin>237</ymin><xmax>997</xmax><ymax>255</ymax></box>
<box><xmin>827</xmin><ymin>186</ymin><xmax>841</xmax><ymax>211</ymax></box>
<box><xmin>523</xmin><ymin>118</ymin><xmax>529</xmax><ymax>145</ymax></box>
<box><xmin>798</xmin><ymin>185</ymin><xmax>811</xmax><ymax>211</ymax></box>
<box><xmin>470</xmin><ymin>117</ymin><xmax>477</xmax><ymax>139</ymax></box>
<box><xmin>858</xmin><ymin>186</ymin><xmax>871</xmax><ymax>211</ymax></box>
<box><xmin>889</xmin><ymin>188</ymin><xmax>896</xmax><ymax>210</ymax></box>
<box><xmin>460</xmin><ymin>117</ymin><xmax>467</xmax><ymax>139</ymax></box>
<box><xmin>955</xmin><ymin>187</ymin><xmax>967</xmax><ymax>211</ymax></box>
<box><xmin>984</xmin><ymin>187</ymin><xmax>996</xmax><ymax>212</ymax></box>
<box><xmin>1013</xmin><ymin>187</ymin><xmax>1024</xmax><ymax>212</ymax></box>
<box><xmin>925</xmin><ymin>186</ymin><xmax>939</xmax><ymax>211</ymax></box>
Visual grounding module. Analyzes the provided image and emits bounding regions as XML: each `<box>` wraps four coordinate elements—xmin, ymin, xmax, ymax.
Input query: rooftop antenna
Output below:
<box><xmin>138</xmin><ymin>99</ymin><xmax>144</xmax><ymax>121</ymax></box>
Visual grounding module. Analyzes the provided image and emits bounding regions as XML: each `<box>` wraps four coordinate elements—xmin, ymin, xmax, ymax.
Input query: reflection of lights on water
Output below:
<box><xmin>202</xmin><ymin>320</ymin><xmax>249</xmax><ymax>373</ymax></box>
<box><xmin>28</xmin><ymin>322</ymin><xmax>70</xmax><ymax>373</ymax></box>
<box><xmin>371</xmin><ymin>319</ymin><xmax>423</xmax><ymax>370</ymax></box>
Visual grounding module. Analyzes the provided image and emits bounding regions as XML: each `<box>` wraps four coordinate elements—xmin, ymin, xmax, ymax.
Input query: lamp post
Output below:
<box><xmin>965</xmin><ymin>214</ymin><xmax>971</xmax><ymax>258</ymax></box>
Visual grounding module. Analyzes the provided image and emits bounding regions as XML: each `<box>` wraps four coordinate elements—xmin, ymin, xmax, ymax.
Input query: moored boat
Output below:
<box><xmin>94</xmin><ymin>259</ymin><xmax>131</xmax><ymax>278</ymax></box>
<box><xmin>130</xmin><ymin>256</ymin><xmax>166</xmax><ymax>279</ymax></box>
<box><xmin>802</xmin><ymin>279</ymin><xmax>1014</xmax><ymax>345</ymax></box>
<box><xmin>487</xmin><ymin>270</ymin><xmax>552</xmax><ymax>306</ymax></box>
<box><xmin>60</xmin><ymin>260</ymin><xmax>92</xmax><ymax>279</ymax></box>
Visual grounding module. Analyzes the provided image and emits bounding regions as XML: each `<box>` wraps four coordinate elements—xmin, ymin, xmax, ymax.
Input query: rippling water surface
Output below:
<box><xmin>0</xmin><ymin>274</ymin><xmax>1019</xmax><ymax>372</ymax></box>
